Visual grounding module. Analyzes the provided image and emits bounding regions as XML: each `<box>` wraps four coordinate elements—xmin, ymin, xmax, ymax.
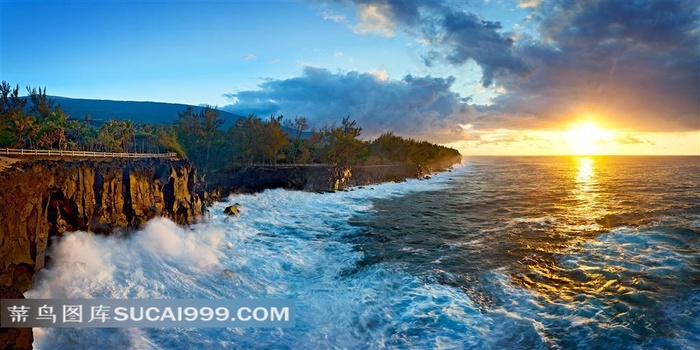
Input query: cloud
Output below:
<box><xmin>522</xmin><ymin>134</ymin><xmax>546</xmax><ymax>142</ymax></box>
<box><xmin>338</xmin><ymin>1</ymin><xmax>532</xmax><ymax>87</ymax></box>
<box><xmin>615</xmin><ymin>135</ymin><xmax>644</xmax><ymax>145</ymax></box>
<box><xmin>352</xmin><ymin>3</ymin><xmax>395</xmax><ymax>37</ymax></box>
<box><xmin>222</xmin><ymin>66</ymin><xmax>476</xmax><ymax>142</ymax></box>
<box><xmin>242</xmin><ymin>53</ymin><xmax>256</xmax><ymax>60</ymax></box>
<box><xmin>425</xmin><ymin>11</ymin><xmax>534</xmax><ymax>87</ymax></box>
<box><xmin>369</xmin><ymin>68</ymin><xmax>388</xmax><ymax>81</ymax></box>
<box><xmin>329</xmin><ymin>0</ymin><xmax>699</xmax><ymax>133</ymax></box>
<box><xmin>322</xmin><ymin>11</ymin><xmax>347</xmax><ymax>23</ymax></box>
<box><xmin>614</xmin><ymin>134</ymin><xmax>653</xmax><ymax>145</ymax></box>
<box><xmin>478</xmin><ymin>137</ymin><xmax>519</xmax><ymax>146</ymax></box>
<box><xmin>517</xmin><ymin>0</ymin><xmax>541</xmax><ymax>9</ymax></box>
<box><xmin>491</xmin><ymin>0</ymin><xmax>700</xmax><ymax>131</ymax></box>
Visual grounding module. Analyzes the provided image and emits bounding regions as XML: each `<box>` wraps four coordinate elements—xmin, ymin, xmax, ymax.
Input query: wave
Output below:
<box><xmin>27</xmin><ymin>158</ymin><xmax>699</xmax><ymax>349</ymax></box>
<box><xmin>28</xmin><ymin>166</ymin><xmax>490</xmax><ymax>349</ymax></box>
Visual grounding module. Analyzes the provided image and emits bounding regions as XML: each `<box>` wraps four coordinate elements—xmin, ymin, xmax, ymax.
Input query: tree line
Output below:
<box><xmin>173</xmin><ymin>106</ymin><xmax>461</xmax><ymax>173</ymax></box>
<box><xmin>0</xmin><ymin>81</ymin><xmax>461</xmax><ymax>173</ymax></box>
<box><xmin>0</xmin><ymin>82</ymin><xmax>184</xmax><ymax>155</ymax></box>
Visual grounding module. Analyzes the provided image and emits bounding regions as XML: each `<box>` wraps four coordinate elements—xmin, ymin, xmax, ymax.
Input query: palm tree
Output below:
<box><xmin>10</xmin><ymin>110</ymin><xmax>34</xmax><ymax>148</ymax></box>
<box><xmin>119</xmin><ymin>120</ymin><xmax>136</xmax><ymax>152</ymax></box>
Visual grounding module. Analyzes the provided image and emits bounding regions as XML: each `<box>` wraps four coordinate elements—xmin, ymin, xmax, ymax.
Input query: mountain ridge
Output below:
<box><xmin>41</xmin><ymin>96</ymin><xmax>244</xmax><ymax>126</ymax></box>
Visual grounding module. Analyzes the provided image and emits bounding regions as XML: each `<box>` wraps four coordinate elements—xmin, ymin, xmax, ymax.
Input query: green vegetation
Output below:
<box><xmin>1</xmin><ymin>81</ymin><xmax>461</xmax><ymax>173</ymax></box>
<box><xmin>1</xmin><ymin>81</ymin><xmax>186</xmax><ymax>155</ymax></box>
<box><xmin>173</xmin><ymin>112</ymin><xmax>461</xmax><ymax>173</ymax></box>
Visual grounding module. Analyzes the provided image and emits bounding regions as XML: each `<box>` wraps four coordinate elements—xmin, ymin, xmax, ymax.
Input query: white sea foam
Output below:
<box><xmin>27</xmin><ymin>217</ymin><xmax>226</xmax><ymax>302</ymax></box>
<box><xmin>29</xmin><ymin>166</ymin><xmax>488</xmax><ymax>349</ymax></box>
<box><xmin>29</xmin><ymin>159</ymin><xmax>696</xmax><ymax>349</ymax></box>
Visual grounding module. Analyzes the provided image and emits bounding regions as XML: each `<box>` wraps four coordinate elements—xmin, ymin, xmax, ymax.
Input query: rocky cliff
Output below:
<box><xmin>0</xmin><ymin>158</ymin><xmax>206</xmax><ymax>349</ymax></box>
<box><xmin>208</xmin><ymin>156</ymin><xmax>463</xmax><ymax>195</ymax></box>
<box><xmin>0</xmin><ymin>158</ymin><xmax>206</xmax><ymax>292</ymax></box>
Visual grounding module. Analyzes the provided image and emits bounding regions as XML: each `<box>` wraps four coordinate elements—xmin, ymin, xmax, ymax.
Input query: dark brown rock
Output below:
<box><xmin>0</xmin><ymin>158</ymin><xmax>206</xmax><ymax>293</ymax></box>
<box><xmin>206</xmin><ymin>156</ymin><xmax>462</xmax><ymax>198</ymax></box>
<box><xmin>0</xmin><ymin>286</ymin><xmax>33</xmax><ymax>350</ymax></box>
<box><xmin>224</xmin><ymin>205</ymin><xmax>240</xmax><ymax>216</ymax></box>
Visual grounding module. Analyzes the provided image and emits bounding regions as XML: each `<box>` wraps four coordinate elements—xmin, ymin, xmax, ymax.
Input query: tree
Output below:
<box><xmin>325</xmin><ymin>116</ymin><xmax>365</xmax><ymax>164</ymax></box>
<box><xmin>155</xmin><ymin>126</ymin><xmax>186</xmax><ymax>157</ymax></box>
<box><xmin>119</xmin><ymin>120</ymin><xmax>136</xmax><ymax>152</ymax></box>
<box><xmin>35</xmin><ymin>109</ymin><xmax>71</xmax><ymax>150</ymax></box>
<box><xmin>173</xmin><ymin>106</ymin><xmax>225</xmax><ymax>171</ymax></box>
<box><xmin>9</xmin><ymin>110</ymin><xmax>36</xmax><ymax>148</ymax></box>
<box><xmin>0</xmin><ymin>81</ymin><xmax>28</xmax><ymax>147</ymax></box>
<box><xmin>283</xmin><ymin>116</ymin><xmax>311</xmax><ymax>164</ymax></box>
<box><xmin>227</xmin><ymin>114</ymin><xmax>289</xmax><ymax>165</ymax></box>
<box><xmin>27</xmin><ymin>86</ymin><xmax>56</xmax><ymax>120</ymax></box>
<box><xmin>96</xmin><ymin>120</ymin><xmax>121</xmax><ymax>152</ymax></box>
<box><xmin>262</xmin><ymin>115</ymin><xmax>289</xmax><ymax>165</ymax></box>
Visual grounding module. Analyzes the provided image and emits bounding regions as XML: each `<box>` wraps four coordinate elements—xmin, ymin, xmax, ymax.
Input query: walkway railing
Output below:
<box><xmin>0</xmin><ymin>148</ymin><xmax>177</xmax><ymax>158</ymax></box>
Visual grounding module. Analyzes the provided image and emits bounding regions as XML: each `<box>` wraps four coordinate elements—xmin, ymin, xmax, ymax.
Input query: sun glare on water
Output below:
<box><xmin>567</xmin><ymin>121</ymin><xmax>613</xmax><ymax>155</ymax></box>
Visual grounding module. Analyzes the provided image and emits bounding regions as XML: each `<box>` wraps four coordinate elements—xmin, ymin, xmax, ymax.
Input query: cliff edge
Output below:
<box><xmin>208</xmin><ymin>155</ymin><xmax>463</xmax><ymax>195</ymax></box>
<box><xmin>0</xmin><ymin>158</ymin><xmax>206</xmax><ymax>293</ymax></box>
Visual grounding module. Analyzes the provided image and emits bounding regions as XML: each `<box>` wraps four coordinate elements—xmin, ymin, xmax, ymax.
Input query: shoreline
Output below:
<box><xmin>206</xmin><ymin>156</ymin><xmax>463</xmax><ymax>198</ymax></box>
<box><xmin>0</xmin><ymin>156</ymin><xmax>460</xmax><ymax>350</ymax></box>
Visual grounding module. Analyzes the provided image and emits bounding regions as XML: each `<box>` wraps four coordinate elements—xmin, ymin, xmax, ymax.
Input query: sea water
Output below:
<box><xmin>26</xmin><ymin>156</ymin><xmax>699</xmax><ymax>349</ymax></box>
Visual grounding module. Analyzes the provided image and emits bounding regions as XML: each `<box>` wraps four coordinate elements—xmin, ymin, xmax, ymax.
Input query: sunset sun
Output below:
<box><xmin>567</xmin><ymin>121</ymin><xmax>613</xmax><ymax>155</ymax></box>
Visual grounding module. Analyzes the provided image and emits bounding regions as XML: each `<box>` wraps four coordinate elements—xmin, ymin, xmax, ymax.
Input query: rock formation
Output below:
<box><xmin>224</xmin><ymin>205</ymin><xmax>240</xmax><ymax>216</ymax></box>
<box><xmin>0</xmin><ymin>157</ymin><xmax>207</xmax><ymax>349</ymax></box>
<box><xmin>0</xmin><ymin>155</ymin><xmax>461</xmax><ymax>349</ymax></box>
<box><xmin>207</xmin><ymin>156</ymin><xmax>463</xmax><ymax>196</ymax></box>
<box><xmin>0</xmin><ymin>286</ymin><xmax>33</xmax><ymax>350</ymax></box>
<box><xmin>0</xmin><ymin>158</ymin><xmax>206</xmax><ymax>293</ymax></box>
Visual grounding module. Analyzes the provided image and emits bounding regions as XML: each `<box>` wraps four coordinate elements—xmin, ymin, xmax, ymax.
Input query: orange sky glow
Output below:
<box><xmin>447</xmin><ymin>119</ymin><xmax>700</xmax><ymax>156</ymax></box>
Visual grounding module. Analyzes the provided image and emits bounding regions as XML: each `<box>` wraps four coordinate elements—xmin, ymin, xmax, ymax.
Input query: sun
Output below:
<box><xmin>567</xmin><ymin>121</ymin><xmax>612</xmax><ymax>155</ymax></box>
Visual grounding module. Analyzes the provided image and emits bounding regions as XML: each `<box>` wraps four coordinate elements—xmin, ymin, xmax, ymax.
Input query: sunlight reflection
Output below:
<box><xmin>577</xmin><ymin>157</ymin><xmax>595</xmax><ymax>184</ymax></box>
<box><xmin>574</xmin><ymin>157</ymin><xmax>598</xmax><ymax>204</ymax></box>
<box><xmin>511</xmin><ymin>157</ymin><xmax>631</xmax><ymax>303</ymax></box>
<box><xmin>513</xmin><ymin>158</ymin><xmax>618</xmax><ymax>302</ymax></box>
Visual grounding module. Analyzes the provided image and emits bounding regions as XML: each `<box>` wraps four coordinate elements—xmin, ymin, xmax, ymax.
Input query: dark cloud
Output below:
<box><xmin>334</xmin><ymin>0</ymin><xmax>699</xmax><ymax>132</ymax></box>
<box><xmin>222</xmin><ymin>67</ymin><xmax>475</xmax><ymax>142</ymax></box>
<box><xmin>224</xmin><ymin>0</ymin><xmax>697</xmax><ymax>147</ymax></box>
<box><xmin>429</xmin><ymin>11</ymin><xmax>534</xmax><ymax>87</ymax></box>
<box><xmin>493</xmin><ymin>0</ymin><xmax>700</xmax><ymax>131</ymax></box>
<box><xmin>340</xmin><ymin>0</ymin><xmax>533</xmax><ymax>87</ymax></box>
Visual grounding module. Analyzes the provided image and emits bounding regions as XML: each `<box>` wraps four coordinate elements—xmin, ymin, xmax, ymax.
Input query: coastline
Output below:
<box><xmin>0</xmin><ymin>155</ymin><xmax>461</xmax><ymax>350</ymax></box>
<box><xmin>0</xmin><ymin>157</ymin><xmax>206</xmax><ymax>350</ymax></box>
<box><xmin>206</xmin><ymin>156</ymin><xmax>463</xmax><ymax>196</ymax></box>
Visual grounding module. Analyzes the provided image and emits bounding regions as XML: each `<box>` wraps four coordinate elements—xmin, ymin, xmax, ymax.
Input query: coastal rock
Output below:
<box><xmin>0</xmin><ymin>285</ymin><xmax>33</xmax><ymax>350</ymax></box>
<box><xmin>0</xmin><ymin>158</ymin><xmax>206</xmax><ymax>293</ymax></box>
<box><xmin>207</xmin><ymin>155</ymin><xmax>462</xmax><ymax>196</ymax></box>
<box><xmin>224</xmin><ymin>205</ymin><xmax>240</xmax><ymax>216</ymax></box>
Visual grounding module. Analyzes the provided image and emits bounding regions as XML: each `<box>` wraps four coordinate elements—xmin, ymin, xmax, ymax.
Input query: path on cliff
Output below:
<box><xmin>1</xmin><ymin>148</ymin><xmax>178</xmax><ymax>159</ymax></box>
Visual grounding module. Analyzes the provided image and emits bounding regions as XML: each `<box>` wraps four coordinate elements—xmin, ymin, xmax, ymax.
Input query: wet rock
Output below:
<box><xmin>224</xmin><ymin>205</ymin><xmax>240</xmax><ymax>216</ymax></box>
<box><xmin>0</xmin><ymin>158</ymin><xmax>206</xmax><ymax>293</ymax></box>
<box><xmin>206</xmin><ymin>158</ymin><xmax>461</xmax><ymax>195</ymax></box>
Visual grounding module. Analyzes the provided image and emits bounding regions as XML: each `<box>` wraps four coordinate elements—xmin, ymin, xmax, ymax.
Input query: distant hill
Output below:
<box><xmin>44</xmin><ymin>96</ymin><xmax>244</xmax><ymax>127</ymax></box>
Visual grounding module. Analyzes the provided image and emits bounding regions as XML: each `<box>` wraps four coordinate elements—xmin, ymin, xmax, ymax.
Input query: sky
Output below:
<box><xmin>1</xmin><ymin>0</ymin><xmax>699</xmax><ymax>155</ymax></box>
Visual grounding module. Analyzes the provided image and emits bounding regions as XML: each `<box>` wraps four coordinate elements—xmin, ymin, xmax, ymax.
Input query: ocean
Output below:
<box><xmin>26</xmin><ymin>156</ymin><xmax>700</xmax><ymax>349</ymax></box>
